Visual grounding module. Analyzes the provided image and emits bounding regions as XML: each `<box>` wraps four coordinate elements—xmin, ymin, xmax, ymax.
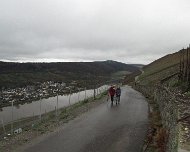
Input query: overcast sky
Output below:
<box><xmin>0</xmin><ymin>0</ymin><xmax>190</xmax><ymax>64</ymax></box>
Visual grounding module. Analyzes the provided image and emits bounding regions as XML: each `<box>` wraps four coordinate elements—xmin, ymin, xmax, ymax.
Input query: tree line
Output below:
<box><xmin>0</xmin><ymin>60</ymin><xmax>139</xmax><ymax>89</ymax></box>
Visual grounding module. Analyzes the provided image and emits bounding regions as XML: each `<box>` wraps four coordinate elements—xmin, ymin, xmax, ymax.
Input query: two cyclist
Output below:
<box><xmin>108</xmin><ymin>85</ymin><xmax>121</xmax><ymax>105</ymax></box>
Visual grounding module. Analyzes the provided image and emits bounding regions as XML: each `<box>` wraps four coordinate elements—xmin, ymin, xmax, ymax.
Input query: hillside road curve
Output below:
<box><xmin>21</xmin><ymin>85</ymin><xmax>148</xmax><ymax>152</ymax></box>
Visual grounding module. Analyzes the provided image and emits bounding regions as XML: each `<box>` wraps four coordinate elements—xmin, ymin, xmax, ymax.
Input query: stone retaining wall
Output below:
<box><xmin>135</xmin><ymin>85</ymin><xmax>179</xmax><ymax>152</ymax></box>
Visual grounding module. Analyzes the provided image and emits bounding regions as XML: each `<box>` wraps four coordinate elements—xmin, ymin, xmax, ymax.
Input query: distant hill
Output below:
<box><xmin>130</xmin><ymin>64</ymin><xmax>144</xmax><ymax>68</ymax></box>
<box><xmin>0</xmin><ymin>60</ymin><xmax>139</xmax><ymax>88</ymax></box>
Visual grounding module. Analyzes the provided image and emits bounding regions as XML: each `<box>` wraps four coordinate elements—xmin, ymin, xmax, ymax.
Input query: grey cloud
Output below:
<box><xmin>0</xmin><ymin>0</ymin><xmax>190</xmax><ymax>64</ymax></box>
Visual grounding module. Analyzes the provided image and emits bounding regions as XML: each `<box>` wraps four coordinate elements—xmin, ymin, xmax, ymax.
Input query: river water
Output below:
<box><xmin>0</xmin><ymin>86</ymin><xmax>108</xmax><ymax>125</ymax></box>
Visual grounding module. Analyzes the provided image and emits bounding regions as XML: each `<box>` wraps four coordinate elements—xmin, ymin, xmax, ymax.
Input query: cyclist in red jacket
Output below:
<box><xmin>108</xmin><ymin>85</ymin><xmax>115</xmax><ymax>106</ymax></box>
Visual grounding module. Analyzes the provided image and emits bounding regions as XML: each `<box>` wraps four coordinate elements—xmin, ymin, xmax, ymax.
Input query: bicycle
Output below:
<box><xmin>113</xmin><ymin>95</ymin><xmax>120</xmax><ymax>105</ymax></box>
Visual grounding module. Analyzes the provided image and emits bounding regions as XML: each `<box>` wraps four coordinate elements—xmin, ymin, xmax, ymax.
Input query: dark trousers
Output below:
<box><xmin>111</xmin><ymin>95</ymin><xmax>114</xmax><ymax>104</ymax></box>
<box><xmin>116</xmin><ymin>95</ymin><xmax>120</xmax><ymax>102</ymax></box>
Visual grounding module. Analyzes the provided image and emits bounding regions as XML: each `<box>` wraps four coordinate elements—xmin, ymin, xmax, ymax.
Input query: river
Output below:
<box><xmin>0</xmin><ymin>85</ymin><xmax>108</xmax><ymax>125</ymax></box>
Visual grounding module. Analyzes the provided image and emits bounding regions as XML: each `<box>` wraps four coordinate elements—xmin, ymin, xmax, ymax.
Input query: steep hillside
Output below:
<box><xmin>124</xmin><ymin>50</ymin><xmax>182</xmax><ymax>85</ymax></box>
<box><xmin>133</xmin><ymin>48</ymin><xmax>190</xmax><ymax>152</ymax></box>
<box><xmin>138</xmin><ymin>51</ymin><xmax>180</xmax><ymax>85</ymax></box>
<box><xmin>0</xmin><ymin>60</ymin><xmax>139</xmax><ymax>88</ymax></box>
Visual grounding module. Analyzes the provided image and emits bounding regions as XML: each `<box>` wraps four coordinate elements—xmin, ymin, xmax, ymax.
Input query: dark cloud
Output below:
<box><xmin>0</xmin><ymin>0</ymin><xmax>190</xmax><ymax>64</ymax></box>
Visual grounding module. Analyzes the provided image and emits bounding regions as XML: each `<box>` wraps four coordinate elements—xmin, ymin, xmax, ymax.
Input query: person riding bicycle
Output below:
<box><xmin>108</xmin><ymin>85</ymin><xmax>115</xmax><ymax>106</ymax></box>
<box><xmin>115</xmin><ymin>87</ymin><xmax>121</xmax><ymax>103</ymax></box>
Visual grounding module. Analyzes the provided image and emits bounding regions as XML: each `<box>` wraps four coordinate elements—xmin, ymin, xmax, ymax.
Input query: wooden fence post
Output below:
<box><xmin>186</xmin><ymin>48</ymin><xmax>188</xmax><ymax>81</ymax></box>
<box><xmin>187</xmin><ymin>45</ymin><xmax>190</xmax><ymax>89</ymax></box>
<box><xmin>182</xmin><ymin>48</ymin><xmax>185</xmax><ymax>81</ymax></box>
<box><xmin>179</xmin><ymin>50</ymin><xmax>183</xmax><ymax>81</ymax></box>
<box><xmin>94</xmin><ymin>85</ymin><xmax>96</xmax><ymax>99</ymax></box>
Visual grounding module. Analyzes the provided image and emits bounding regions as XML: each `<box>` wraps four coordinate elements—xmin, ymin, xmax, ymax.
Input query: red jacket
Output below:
<box><xmin>109</xmin><ymin>87</ymin><xmax>115</xmax><ymax>96</ymax></box>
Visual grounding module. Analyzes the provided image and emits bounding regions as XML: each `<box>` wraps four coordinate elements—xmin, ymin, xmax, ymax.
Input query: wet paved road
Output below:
<box><xmin>22</xmin><ymin>86</ymin><xmax>148</xmax><ymax>152</ymax></box>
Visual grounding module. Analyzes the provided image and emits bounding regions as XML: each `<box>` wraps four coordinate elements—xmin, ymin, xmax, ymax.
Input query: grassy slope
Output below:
<box><xmin>138</xmin><ymin>51</ymin><xmax>180</xmax><ymax>85</ymax></box>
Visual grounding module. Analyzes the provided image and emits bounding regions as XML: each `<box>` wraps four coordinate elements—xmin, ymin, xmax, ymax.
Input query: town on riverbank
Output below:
<box><xmin>0</xmin><ymin>81</ymin><xmax>86</xmax><ymax>109</ymax></box>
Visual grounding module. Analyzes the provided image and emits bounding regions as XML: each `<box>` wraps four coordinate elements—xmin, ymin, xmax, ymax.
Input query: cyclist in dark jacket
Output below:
<box><xmin>116</xmin><ymin>87</ymin><xmax>121</xmax><ymax>103</ymax></box>
<box><xmin>108</xmin><ymin>86</ymin><xmax>115</xmax><ymax>105</ymax></box>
